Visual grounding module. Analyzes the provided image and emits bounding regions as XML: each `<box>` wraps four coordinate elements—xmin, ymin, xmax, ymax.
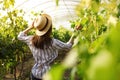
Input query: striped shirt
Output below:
<box><xmin>18</xmin><ymin>31</ymin><xmax>72</xmax><ymax>79</ymax></box>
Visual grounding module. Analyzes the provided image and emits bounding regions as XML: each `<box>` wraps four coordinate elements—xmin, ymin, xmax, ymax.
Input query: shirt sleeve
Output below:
<box><xmin>52</xmin><ymin>38</ymin><xmax>73</xmax><ymax>51</ymax></box>
<box><xmin>17</xmin><ymin>31</ymin><xmax>33</xmax><ymax>44</ymax></box>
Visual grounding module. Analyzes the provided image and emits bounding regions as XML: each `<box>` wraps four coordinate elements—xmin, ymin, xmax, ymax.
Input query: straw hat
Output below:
<box><xmin>34</xmin><ymin>14</ymin><xmax>52</xmax><ymax>36</ymax></box>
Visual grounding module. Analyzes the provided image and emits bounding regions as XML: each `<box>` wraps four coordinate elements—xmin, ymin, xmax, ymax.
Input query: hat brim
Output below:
<box><xmin>35</xmin><ymin>14</ymin><xmax>52</xmax><ymax>36</ymax></box>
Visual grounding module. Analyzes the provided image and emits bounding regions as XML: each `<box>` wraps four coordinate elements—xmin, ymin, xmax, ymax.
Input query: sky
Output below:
<box><xmin>14</xmin><ymin>0</ymin><xmax>80</xmax><ymax>29</ymax></box>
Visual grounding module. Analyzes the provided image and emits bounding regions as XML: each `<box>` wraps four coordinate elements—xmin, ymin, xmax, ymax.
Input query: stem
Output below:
<box><xmin>13</xmin><ymin>66</ymin><xmax>17</xmax><ymax>80</ymax></box>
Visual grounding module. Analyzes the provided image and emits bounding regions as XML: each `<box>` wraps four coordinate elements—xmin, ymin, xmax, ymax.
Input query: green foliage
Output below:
<box><xmin>55</xmin><ymin>0</ymin><xmax>59</xmax><ymax>6</ymax></box>
<box><xmin>0</xmin><ymin>9</ymin><xmax>28</xmax><ymax>58</ymax></box>
<box><xmin>0</xmin><ymin>2</ymin><xmax>29</xmax><ymax>78</ymax></box>
<box><xmin>52</xmin><ymin>26</ymin><xmax>72</xmax><ymax>42</ymax></box>
<box><xmin>117</xmin><ymin>4</ymin><xmax>120</xmax><ymax>18</ymax></box>
<box><xmin>49</xmin><ymin>65</ymin><xmax>65</xmax><ymax>80</ymax></box>
<box><xmin>2</xmin><ymin>0</ymin><xmax>15</xmax><ymax>9</ymax></box>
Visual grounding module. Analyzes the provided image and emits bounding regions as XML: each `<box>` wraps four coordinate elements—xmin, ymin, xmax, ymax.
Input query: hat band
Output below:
<box><xmin>39</xmin><ymin>17</ymin><xmax>48</xmax><ymax>31</ymax></box>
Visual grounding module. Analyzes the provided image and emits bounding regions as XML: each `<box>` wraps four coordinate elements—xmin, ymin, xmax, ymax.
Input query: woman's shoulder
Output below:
<box><xmin>51</xmin><ymin>38</ymin><xmax>64</xmax><ymax>45</ymax></box>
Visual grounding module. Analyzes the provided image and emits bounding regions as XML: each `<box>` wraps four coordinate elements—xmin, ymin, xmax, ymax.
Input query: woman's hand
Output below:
<box><xmin>75</xmin><ymin>25</ymin><xmax>83</xmax><ymax>30</ymax></box>
<box><xmin>74</xmin><ymin>24</ymin><xmax>83</xmax><ymax>31</ymax></box>
<box><xmin>23</xmin><ymin>21</ymin><xmax>34</xmax><ymax>34</ymax></box>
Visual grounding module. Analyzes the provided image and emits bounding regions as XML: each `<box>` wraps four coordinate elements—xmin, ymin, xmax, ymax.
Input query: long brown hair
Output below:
<box><xmin>31</xmin><ymin>26</ymin><xmax>52</xmax><ymax>49</ymax></box>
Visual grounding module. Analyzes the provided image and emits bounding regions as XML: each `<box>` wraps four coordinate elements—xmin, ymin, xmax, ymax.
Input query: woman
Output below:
<box><xmin>18</xmin><ymin>13</ymin><xmax>76</xmax><ymax>80</ymax></box>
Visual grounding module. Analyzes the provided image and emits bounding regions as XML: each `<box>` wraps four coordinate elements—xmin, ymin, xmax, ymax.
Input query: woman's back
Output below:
<box><xmin>18</xmin><ymin>32</ymin><xmax>72</xmax><ymax>78</ymax></box>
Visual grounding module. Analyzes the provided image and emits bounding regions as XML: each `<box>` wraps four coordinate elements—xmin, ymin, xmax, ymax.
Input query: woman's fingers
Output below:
<box><xmin>75</xmin><ymin>25</ymin><xmax>83</xmax><ymax>30</ymax></box>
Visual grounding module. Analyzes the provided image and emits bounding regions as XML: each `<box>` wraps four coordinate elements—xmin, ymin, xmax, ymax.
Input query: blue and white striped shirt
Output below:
<box><xmin>18</xmin><ymin>32</ymin><xmax>72</xmax><ymax>79</ymax></box>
